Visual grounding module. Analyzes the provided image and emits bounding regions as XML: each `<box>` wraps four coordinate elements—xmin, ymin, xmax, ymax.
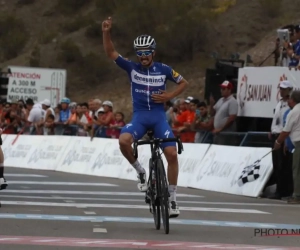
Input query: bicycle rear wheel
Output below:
<box><xmin>156</xmin><ymin>159</ymin><xmax>169</xmax><ymax>234</ymax></box>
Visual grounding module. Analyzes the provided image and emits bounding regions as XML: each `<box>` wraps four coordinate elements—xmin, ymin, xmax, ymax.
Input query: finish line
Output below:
<box><xmin>0</xmin><ymin>236</ymin><xmax>298</xmax><ymax>249</ymax></box>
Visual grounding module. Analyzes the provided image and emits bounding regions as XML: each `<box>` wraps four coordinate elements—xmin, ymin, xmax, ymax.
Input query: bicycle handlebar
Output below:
<box><xmin>133</xmin><ymin>136</ymin><xmax>184</xmax><ymax>159</ymax></box>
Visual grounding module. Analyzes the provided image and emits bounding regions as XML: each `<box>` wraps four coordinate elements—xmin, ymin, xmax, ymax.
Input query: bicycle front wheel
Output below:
<box><xmin>156</xmin><ymin>159</ymin><xmax>169</xmax><ymax>234</ymax></box>
<box><xmin>149</xmin><ymin>159</ymin><xmax>160</xmax><ymax>230</ymax></box>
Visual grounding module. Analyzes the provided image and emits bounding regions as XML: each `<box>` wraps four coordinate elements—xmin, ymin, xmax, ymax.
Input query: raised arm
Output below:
<box><xmin>102</xmin><ymin>17</ymin><xmax>119</xmax><ymax>60</ymax></box>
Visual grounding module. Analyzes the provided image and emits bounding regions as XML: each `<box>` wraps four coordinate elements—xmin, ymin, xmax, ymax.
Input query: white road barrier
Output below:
<box><xmin>2</xmin><ymin>135</ymin><xmax>273</xmax><ymax>197</ymax></box>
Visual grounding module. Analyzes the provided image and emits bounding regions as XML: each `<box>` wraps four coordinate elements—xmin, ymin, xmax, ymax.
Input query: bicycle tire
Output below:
<box><xmin>156</xmin><ymin>159</ymin><xmax>169</xmax><ymax>234</ymax></box>
<box><xmin>149</xmin><ymin>159</ymin><xmax>160</xmax><ymax>230</ymax></box>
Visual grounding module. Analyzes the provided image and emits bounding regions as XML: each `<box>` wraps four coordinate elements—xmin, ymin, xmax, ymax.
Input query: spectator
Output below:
<box><xmin>210</xmin><ymin>81</ymin><xmax>238</xmax><ymax>145</ymax></box>
<box><xmin>282</xmin><ymin>97</ymin><xmax>294</xmax><ymax>200</ymax></box>
<box><xmin>66</xmin><ymin>102</ymin><xmax>78</xmax><ymax>125</ymax></box>
<box><xmin>273</xmin><ymin>90</ymin><xmax>300</xmax><ymax>204</ymax></box>
<box><xmin>276</xmin><ymin>24</ymin><xmax>296</xmax><ymax>67</ymax></box>
<box><xmin>59</xmin><ymin>97</ymin><xmax>71</xmax><ymax>123</ymax></box>
<box><xmin>101</xmin><ymin>100</ymin><xmax>115</xmax><ymax>138</ymax></box>
<box><xmin>41</xmin><ymin>99</ymin><xmax>54</xmax><ymax>119</ymax></box>
<box><xmin>164</xmin><ymin>101</ymin><xmax>173</xmax><ymax>126</ymax></box>
<box><xmin>39</xmin><ymin>99</ymin><xmax>54</xmax><ymax>135</ymax></box>
<box><xmin>17</xmin><ymin>99</ymin><xmax>27</xmax><ymax>126</ymax></box>
<box><xmin>63</xmin><ymin>102</ymin><xmax>78</xmax><ymax>136</ymax></box>
<box><xmin>26</xmin><ymin>98</ymin><xmax>45</xmax><ymax>135</ymax></box>
<box><xmin>89</xmin><ymin>98</ymin><xmax>102</xmax><ymax>120</ymax></box>
<box><xmin>91</xmin><ymin>107</ymin><xmax>106</xmax><ymax>139</ymax></box>
<box><xmin>76</xmin><ymin>104</ymin><xmax>89</xmax><ymax>136</ymax></box>
<box><xmin>268</xmin><ymin>80</ymin><xmax>293</xmax><ymax>200</ymax></box>
<box><xmin>287</xmin><ymin>25</ymin><xmax>300</xmax><ymax>68</ymax></box>
<box><xmin>171</xmin><ymin>98</ymin><xmax>190</xmax><ymax>142</ymax></box>
<box><xmin>54</xmin><ymin>104</ymin><xmax>61</xmax><ymax>122</ymax></box>
<box><xmin>3</xmin><ymin>99</ymin><xmax>20</xmax><ymax>134</ymax></box>
<box><xmin>109</xmin><ymin>112</ymin><xmax>126</xmax><ymax>139</ymax></box>
<box><xmin>44</xmin><ymin>114</ymin><xmax>55</xmax><ymax>135</ymax></box>
<box><xmin>192</xmin><ymin>101</ymin><xmax>213</xmax><ymax>143</ymax></box>
<box><xmin>182</xmin><ymin>98</ymin><xmax>199</xmax><ymax>143</ymax></box>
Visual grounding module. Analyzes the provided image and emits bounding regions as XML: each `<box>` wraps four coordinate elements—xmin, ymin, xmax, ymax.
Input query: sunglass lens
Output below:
<box><xmin>136</xmin><ymin>51</ymin><xmax>152</xmax><ymax>56</ymax></box>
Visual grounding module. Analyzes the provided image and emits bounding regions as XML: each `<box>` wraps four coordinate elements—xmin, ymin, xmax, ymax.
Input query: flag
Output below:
<box><xmin>237</xmin><ymin>160</ymin><xmax>260</xmax><ymax>186</ymax></box>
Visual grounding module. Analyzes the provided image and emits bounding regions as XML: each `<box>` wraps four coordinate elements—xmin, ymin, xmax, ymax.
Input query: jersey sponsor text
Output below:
<box><xmin>131</xmin><ymin>71</ymin><xmax>166</xmax><ymax>86</ymax></box>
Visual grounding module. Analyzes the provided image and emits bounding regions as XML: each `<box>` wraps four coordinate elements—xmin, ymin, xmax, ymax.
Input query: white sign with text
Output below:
<box><xmin>2</xmin><ymin>135</ymin><xmax>273</xmax><ymax>197</ymax></box>
<box><xmin>7</xmin><ymin>66</ymin><xmax>67</xmax><ymax>107</ymax></box>
<box><xmin>188</xmin><ymin>145</ymin><xmax>273</xmax><ymax>197</ymax></box>
<box><xmin>237</xmin><ymin>66</ymin><xmax>300</xmax><ymax>118</ymax></box>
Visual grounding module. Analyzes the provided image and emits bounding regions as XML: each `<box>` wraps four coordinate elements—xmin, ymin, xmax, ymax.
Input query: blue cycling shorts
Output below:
<box><xmin>120</xmin><ymin>111</ymin><xmax>176</xmax><ymax>150</ymax></box>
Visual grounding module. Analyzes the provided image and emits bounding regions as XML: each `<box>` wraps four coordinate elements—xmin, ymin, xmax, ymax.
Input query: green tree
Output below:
<box><xmin>109</xmin><ymin>0</ymin><xmax>215</xmax><ymax>61</ymax></box>
<box><xmin>0</xmin><ymin>14</ymin><xmax>29</xmax><ymax>60</ymax></box>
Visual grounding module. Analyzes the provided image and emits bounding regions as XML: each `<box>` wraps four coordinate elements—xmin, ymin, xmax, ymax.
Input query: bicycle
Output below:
<box><xmin>133</xmin><ymin>130</ymin><xmax>184</xmax><ymax>234</ymax></box>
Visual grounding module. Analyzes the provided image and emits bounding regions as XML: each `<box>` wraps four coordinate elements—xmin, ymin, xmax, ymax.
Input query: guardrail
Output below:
<box><xmin>200</xmin><ymin>131</ymin><xmax>271</xmax><ymax>147</ymax></box>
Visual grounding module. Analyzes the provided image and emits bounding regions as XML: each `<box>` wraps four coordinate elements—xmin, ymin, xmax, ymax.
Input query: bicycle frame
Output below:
<box><xmin>132</xmin><ymin>131</ymin><xmax>183</xmax><ymax>234</ymax></box>
<box><xmin>133</xmin><ymin>131</ymin><xmax>183</xmax><ymax>160</ymax></box>
<box><xmin>132</xmin><ymin>131</ymin><xmax>184</xmax><ymax>195</ymax></box>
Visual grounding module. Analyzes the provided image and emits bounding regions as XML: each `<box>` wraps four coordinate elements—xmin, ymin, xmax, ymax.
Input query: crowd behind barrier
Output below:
<box><xmin>19</xmin><ymin>123</ymin><xmax>271</xmax><ymax>149</ymax></box>
<box><xmin>0</xmin><ymin>94</ymin><xmax>272</xmax><ymax>147</ymax></box>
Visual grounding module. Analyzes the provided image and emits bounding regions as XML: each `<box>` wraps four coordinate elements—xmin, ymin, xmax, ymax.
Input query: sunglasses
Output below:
<box><xmin>136</xmin><ymin>50</ymin><xmax>153</xmax><ymax>57</ymax></box>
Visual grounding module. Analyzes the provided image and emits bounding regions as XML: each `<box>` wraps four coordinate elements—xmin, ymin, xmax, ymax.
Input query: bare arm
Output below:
<box><xmin>169</xmin><ymin>79</ymin><xmax>188</xmax><ymax>99</ymax></box>
<box><xmin>102</xmin><ymin>17</ymin><xmax>119</xmax><ymax>60</ymax></box>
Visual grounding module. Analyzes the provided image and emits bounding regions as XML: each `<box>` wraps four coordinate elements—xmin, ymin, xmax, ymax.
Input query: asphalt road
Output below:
<box><xmin>0</xmin><ymin>167</ymin><xmax>300</xmax><ymax>250</ymax></box>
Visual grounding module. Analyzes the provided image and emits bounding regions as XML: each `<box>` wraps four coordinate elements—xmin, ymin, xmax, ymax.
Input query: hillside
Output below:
<box><xmin>0</xmin><ymin>0</ymin><xmax>300</xmax><ymax>121</ymax></box>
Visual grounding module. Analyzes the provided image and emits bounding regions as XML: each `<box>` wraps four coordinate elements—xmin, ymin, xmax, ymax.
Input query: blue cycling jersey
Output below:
<box><xmin>114</xmin><ymin>55</ymin><xmax>183</xmax><ymax>112</ymax></box>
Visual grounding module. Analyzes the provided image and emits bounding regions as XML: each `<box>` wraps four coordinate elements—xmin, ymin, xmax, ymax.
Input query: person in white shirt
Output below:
<box><xmin>41</xmin><ymin>99</ymin><xmax>55</xmax><ymax>119</ymax></box>
<box><xmin>39</xmin><ymin>99</ymin><xmax>55</xmax><ymax>135</ymax></box>
<box><xmin>26</xmin><ymin>98</ymin><xmax>45</xmax><ymax>135</ymax></box>
<box><xmin>274</xmin><ymin>90</ymin><xmax>300</xmax><ymax>204</ymax></box>
<box><xmin>268</xmin><ymin>80</ymin><xmax>293</xmax><ymax>200</ymax></box>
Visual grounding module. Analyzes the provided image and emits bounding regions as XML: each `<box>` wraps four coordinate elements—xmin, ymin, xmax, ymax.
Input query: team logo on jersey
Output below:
<box><xmin>172</xmin><ymin>70</ymin><xmax>180</xmax><ymax>78</ymax></box>
<box><xmin>131</xmin><ymin>70</ymin><xmax>165</xmax><ymax>86</ymax></box>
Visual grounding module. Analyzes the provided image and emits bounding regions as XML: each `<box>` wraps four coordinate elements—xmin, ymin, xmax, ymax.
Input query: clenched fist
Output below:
<box><xmin>102</xmin><ymin>17</ymin><xmax>112</xmax><ymax>32</ymax></box>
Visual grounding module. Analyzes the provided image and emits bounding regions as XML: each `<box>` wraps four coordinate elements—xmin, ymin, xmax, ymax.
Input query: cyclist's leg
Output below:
<box><xmin>0</xmin><ymin>135</ymin><xmax>7</xmax><ymax>190</ymax></box>
<box><xmin>153</xmin><ymin>116</ymin><xmax>180</xmax><ymax>217</ymax></box>
<box><xmin>119</xmin><ymin>116</ymin><xmax>148</xmax><ymax>192</ymax></box>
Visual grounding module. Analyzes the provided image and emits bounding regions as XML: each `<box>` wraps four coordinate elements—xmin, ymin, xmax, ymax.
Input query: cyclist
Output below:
<box><xmin>0</xmin><ymin>130</ymin><xmax>7</xmax><ymax>190</ymax></box>
<box><xmin>102</xmin><ymin>17</ymin><xmax>188</xmax><ymax>218</ymax></box>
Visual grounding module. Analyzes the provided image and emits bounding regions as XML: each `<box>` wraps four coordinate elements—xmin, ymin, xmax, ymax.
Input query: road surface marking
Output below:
<box><xmin>0</xmin><ymin>214</ymin><xmax>294</xmax><ymax>229</ymax></box>
<box><xmin>0</xmin><ymin>194</ymin><xmax>289</xmax><ymax>207</ymax></box>
<box><xmin>8</xmin><ymin>181</ymin><xmax>118</xmax><ymax>187</ymax></box>
<box><xmin>0</xmin><ymin>236</ymin><xmax>298</xmax><ymax>249</ymax></box>
<box><xmin>0</xmin><ymin>201</ymin><xmax>269</xmax><ymax>214</ymax></box>
<box><xmin>1</xmin><ymin>190</ymin><xmax>203</xmax><ymax>197</ymax></box>
<box><xmin>5</xmin><ymin>174</ymin><xmax>47</xmax><ymax>178</ymax></box>
<box><xmin>84</xmin><ymin>211</ymin><xmax>96</xmax><ymax>215</ymax></box>
<box><xmin>93</xmin><ymin>228</ymin><xmax>107</xmax><ymax>233</ymax></box>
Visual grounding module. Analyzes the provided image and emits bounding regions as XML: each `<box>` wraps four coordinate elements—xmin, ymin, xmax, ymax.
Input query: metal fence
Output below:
<box><xmin>200</xmin><ymin>131</ymin><xmax>271</xmax><ymax>147</ymax></box>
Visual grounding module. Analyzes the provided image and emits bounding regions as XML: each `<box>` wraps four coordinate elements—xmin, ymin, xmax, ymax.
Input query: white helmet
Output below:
<box><xmin>102</xmin><ymin>100</ymin><xmax>113</xmax><ymax>108</ymax></box>
<box><xmin>133</xmin><ymin>35</ymin><xmax>156</xmax><ymax>50</ymax></box>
